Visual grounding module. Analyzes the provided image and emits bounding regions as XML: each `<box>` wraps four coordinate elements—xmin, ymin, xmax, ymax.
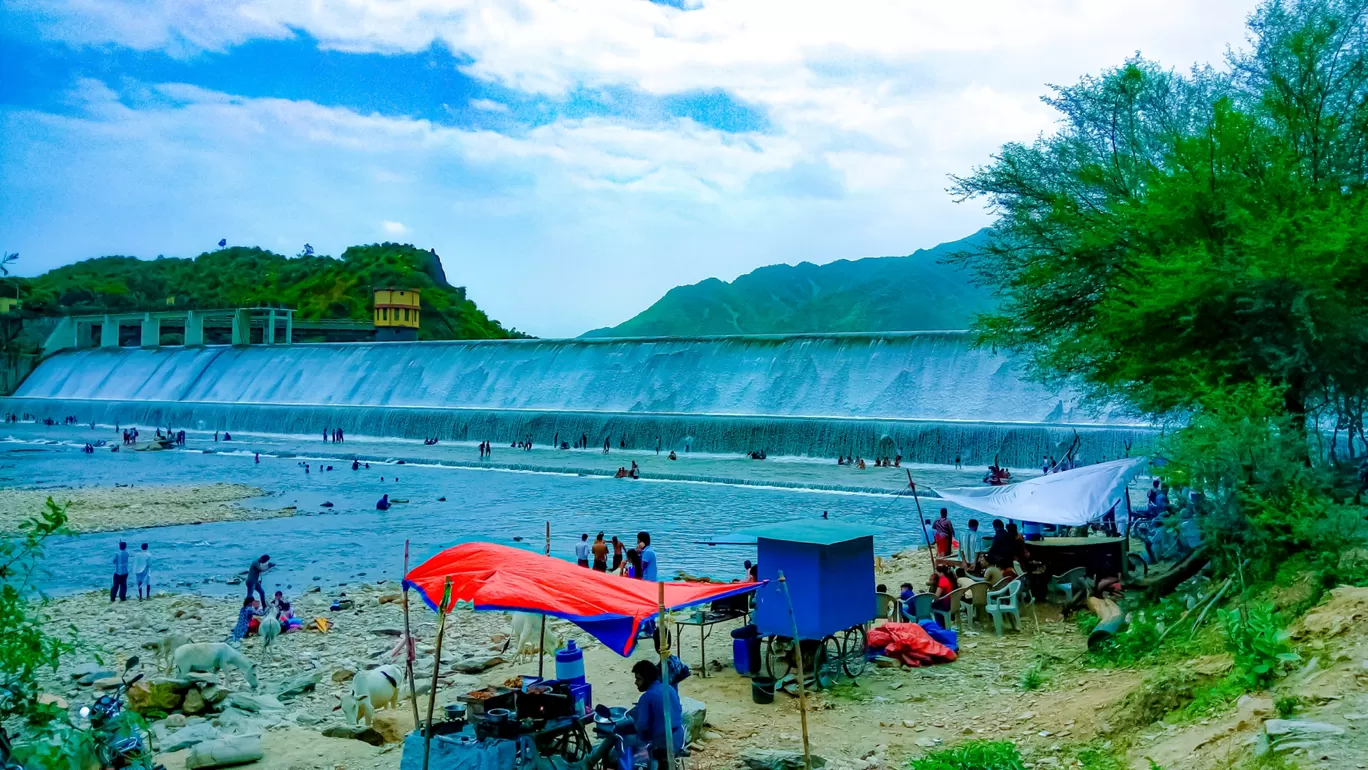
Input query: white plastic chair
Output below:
<box><xmin>986</xmin><ymin>579</ymin><xmax>1023</xmax><ymax>636</ymax></box>
<box><xmin>959</xmin><ymin>581</ymin><xmax>989</xmax><ymax>630</ymax></box>
<box><xmin>931</xmin><ymin>586</ymin><xmax>970</xmax><ymax>630</ymax></box>
<box><xmin>1050</xmin><ymin>567</ymin><xmax>1087</xmax><ymax>604</ymax></box>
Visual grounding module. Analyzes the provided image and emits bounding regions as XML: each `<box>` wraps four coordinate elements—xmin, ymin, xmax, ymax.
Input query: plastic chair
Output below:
<box><xmin>986</xmin><ymin>579</ymin><xmax>1023</xmax><ymax>636</ymax></box>
<box><xmin>874</xmin><ymin>592</ymin><xmax>904</xmax><ymax>624</ymax></box>
<box><xmin>908</xmin><ymin>592</ymin><xmax>935</xmax><ymax>623</ymax></box>
<box><xmin>931</xmin><ymin>586</ymin><xmax>970</xmax><ymax>630</ymax></box>
<box><xmin>1049</xmin><ymin>567</ymin><xmax>1087</xmax><ymax>604</ymax></box>
<box><xmin>960</xmin><ymin>581</ymin><xmax>989</xmax><ymax>628</ymax></box>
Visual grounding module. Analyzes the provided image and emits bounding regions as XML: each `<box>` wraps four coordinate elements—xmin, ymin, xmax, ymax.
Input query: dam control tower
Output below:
<box><xmin>373</xmin><ymin>288</ymin><xmax>420</xmax><ymax>342</ymax></box>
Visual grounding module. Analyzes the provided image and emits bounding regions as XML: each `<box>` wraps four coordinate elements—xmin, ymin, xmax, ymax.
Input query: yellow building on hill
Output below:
<box><xmin>374</xmin><ymin>288</ymin><xmax>421</xmax><ymax>341</ymax></box>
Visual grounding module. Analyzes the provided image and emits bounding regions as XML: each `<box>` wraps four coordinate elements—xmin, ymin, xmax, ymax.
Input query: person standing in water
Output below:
<box><xmin>592</xmin><ymin>532</ymin><xmax>609</xmax><ymax>572</ymax></box>
<box><xmin>603</xmin><ymin>437</ymin><xmax>611</xmax><ymax>454</ymax></box>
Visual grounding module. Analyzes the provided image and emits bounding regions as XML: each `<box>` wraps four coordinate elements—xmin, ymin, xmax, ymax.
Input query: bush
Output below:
<box><xmin>0</xmin><ymin>498</ymin><xmax>74</xmax><ymax>723</ymax></box>
<box><xmin>907</xmin><ymin>740</ymin><xmax>1025</xmax><ymax>770</ymax></box>
<box><xmin>1219</xmin><ymin>604</ymin><xmax>1299</xmax><ymax>691</ymax></box>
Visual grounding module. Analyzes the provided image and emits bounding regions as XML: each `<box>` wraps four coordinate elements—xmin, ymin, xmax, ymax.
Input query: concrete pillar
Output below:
<box><xmin>184</xmin><ymin>310</ymin><xmax>204</xmax><ymax>346</ymax></box>
<box><xmin>141</xmin><ymin>313</ymin><xmax>159</xmax><ymax>347</ymax></box>
<box><xmin>231</xmin><ymin>309</ymin><xmax>250</xmax><ymax>346</ymax></box>
<box><xmin>100</xmin><ymin>315</ymin><xmax>119</xmax><ymax>348</ymax></box>
<box><xmin>266</xmin><ymin>310</ymin><xmax>276</xmax><ymax>345</ymax></box>
<box><xmin>284</xmin><ymin>311</ymin><xmax>293</xmax><ymax>344</ymax></box>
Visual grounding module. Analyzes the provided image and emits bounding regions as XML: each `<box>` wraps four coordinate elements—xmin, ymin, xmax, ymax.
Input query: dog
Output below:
<box><xmin>172</xmin><ymin>642</ymin><xmax>259</xmax><ymax>690</ymax></box>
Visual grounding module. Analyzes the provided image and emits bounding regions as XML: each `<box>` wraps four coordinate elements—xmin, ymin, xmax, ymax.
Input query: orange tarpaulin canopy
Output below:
<box><xmin>405</xmin><ymin>542</ymin><xmax>761</xmax><ymax>656</ymax></box>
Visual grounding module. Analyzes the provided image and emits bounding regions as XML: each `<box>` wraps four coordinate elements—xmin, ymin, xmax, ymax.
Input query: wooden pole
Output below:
<box><xmin>422</xmin><ymin>579</ymin><xmax>453</xmax><ymax>770</ymax></box>
<box><xmin>539</xmin><ymin>521</ymin><xmax>550</xmax><ymax>679</ymax></box>
<box><xmin>657</xmin><ymin>582</ymin><xmax>677</xmax><ymax>770</ymax></box>
<box><xmin>777</xmin><ymin>572</ymin><xmax>813</xmax><ymax>770</ymax></box>
<box><xmin>906</xmin><ymin>471</ymin><xmax>938</xmax><ymax>574</ymax></box>
<box><xmin>402</xmin><ymin>540</ymin><xmax>420</xmax><ymax>727</ymax></box>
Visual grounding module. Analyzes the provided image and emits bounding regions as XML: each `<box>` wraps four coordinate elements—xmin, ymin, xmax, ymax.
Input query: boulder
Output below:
<box><xmin>451</xmin><ymin>655</ymin><xmax>504</xmax><ymax>674</ymax></box>
<box><xmin>741</xmin><ymin>749</ymin><xmax>827</xmax><ymax>770</ymax></box>
<box><xmin>331</xmin><ymin>668</ymin><xmax>357</xmax><ymax>683</ymax></box>
<box><xmin>37</xmin><ymin>693</ymin><xmax>69</xmax><ymax>710</ymax></box>
<box><xmin>200</xmin><ymin>685</ymin><xmax>229</xmax><ymax>706</ymax></box>
<box><xmin>322</xmin><ymin>725</ymin><xmax>386</xmax><ymax>746</ymax></box>
<box><xmin>182</xmin><ymin>689</ymin><xmax>208</xmax><ymax>715</ymax></box>
<box><xmin>372</xmin><ymin>711</ymin><xmax>415</xmax><ymax>744</ymax></box>
<box><xmin>379</xmin><ymin>594</ymin><xmax>402</xmax><ymax>605</ymax></box>
<box><xmin>93</xmin><ymin>677</ymin><xmax>125</xmax><ymax>691</ymax></box>
<box><xmin>679</xmin><ymin>697</ymin><xmax>706</xmax><ymax>745</ymax></box>
<box><xmin>371</xmin><ymin>628</ymin><xmax>404</xmax><ymax>637</ymax></box>
<box><xmin>1257</xmin><ymin>719</ymin><xmax>1346</xmax><ymax>756</ymax></box>
<box><xmin>185</xmin><ymin>735</ymin><xmax>264</xmax><ymax>769</ymax></box>
<box><xmin>274</xmin><ymin>671</ymin><xmax>323</xmax><ymax>699</ymax></box>
<box><xmin>127</xmin><ymin>678</ymin><xmax>190</xmax><ymax>713</ymax></box>
<box><xmin>222</xmin><ymin>693</ymin><xmax>286</xmax><ymax>713</ymax></box>
<box><xmin>165</xmin><ymin>714</ymin><xmax>187</xmax><ymax>728</ymax></box>
<box><xmin>160</xmin><ymin>721</ymin><xmax>222</xmax><ymax>753</ymax></box>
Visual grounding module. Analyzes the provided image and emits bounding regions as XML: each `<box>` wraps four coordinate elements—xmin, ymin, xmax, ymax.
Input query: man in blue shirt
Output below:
<box><xmin>111</xmin><ymin>541</ymin><xmax>130</xmax><ymax>602</ymax></box>
<box><xmin>630</xmin><ymin>660</ymin><xmax>683</xmax><ymax>757</ymax></box>
<box><xmin>637</xmin><ymin>532</ymin><xmax>658</xmax><ymax>581</ymax></box>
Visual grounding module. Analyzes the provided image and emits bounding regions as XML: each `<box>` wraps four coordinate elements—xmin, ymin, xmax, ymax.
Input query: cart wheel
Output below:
<box><xmin>539</xmin><ymin>724</ymin><xmax>590</xmax><ymax>762</ymax></box>
<box><xmin>840</xmin><ymin>626</ymin><xmax>868</xmax><ymax>678</ymax></box>
<box><xmin>766</xmin><ymin>637</ymin><xmax>793</xmax><ymax>681</ymax></box>
<box><xmin>815</xmin><ymin>636</ymin><xmax>843</xmax><ymax>688</ymax></box>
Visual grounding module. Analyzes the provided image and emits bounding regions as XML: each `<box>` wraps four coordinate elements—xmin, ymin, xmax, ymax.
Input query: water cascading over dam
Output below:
<box><xmin>4</xmin><ymin>332</ymin><xmax>1152</xmax><ymax>465</ymax></box>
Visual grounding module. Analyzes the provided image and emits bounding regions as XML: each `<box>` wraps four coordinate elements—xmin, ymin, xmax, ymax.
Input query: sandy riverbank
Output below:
<box><xmin>0</xmin><ymin>483</ymin><xmax>293</xmax><ymax>533</ymax></box>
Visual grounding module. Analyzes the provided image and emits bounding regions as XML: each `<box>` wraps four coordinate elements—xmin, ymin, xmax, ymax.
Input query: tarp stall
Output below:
<box><xmin>933</xmin><ymin>456</ymin><xmax>1150</xmax><ymax>527</ymax></box>
<box><xmin>404</xmin><ymin>542</ymin><xmax>761</xmax><ymax>656</ymax></box>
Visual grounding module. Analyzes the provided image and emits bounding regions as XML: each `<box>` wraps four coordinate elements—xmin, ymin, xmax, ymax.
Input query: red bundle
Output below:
<box><xmin>867</xmin><ymin>622</ymin><xmax>958</xmax><ymax>668</ymax></box>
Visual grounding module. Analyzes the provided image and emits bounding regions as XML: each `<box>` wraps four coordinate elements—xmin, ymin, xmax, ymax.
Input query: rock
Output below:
<box><xmin>182</xmin><ymin>689</ymin><xmax>208</xmax><ymax>715</ymax></box>
<box><xmin>1258</xmin><ymin>719</ymin><xmax>1346</xmax><ymax>756</ymax></box>
<box><xmin>200</xmin><ymin>685</ymin><xmax>230</xmax><ymax>705</ymax></box>
<box><xmin>93</xmin><ymin>677</ymin><xmax>124</xmax><ymax>691</ymax></box>
<box><xmin>371</xmin><ymin>628</ymin><xmax>404</xmax><ymax>637</ymax></box>
<box><xmin>166</xmin><ymin>714</ymin><xmax>188</xmax><ymax>728</ymax></box>
<box><xmin>332</xmin><ymin>668</ymin><xmax>357</xmax><ymax>683</ymax></box>
<box><xmin>79</xmin><ymin>670</ymin><xmax>117</xmax><ymax>686</ymax></box>
<box><xmin>378</xmin><ymin>594</ymin><xmax>402</xmax><ymax>605</ymax></box>
<box><xmin>70</xmin><ymin>663</ymin><xmax>108</xmax><ymax>679</ymax></box>
<box><xmin>322</xmin><ymin>725</ymin><xmax>385</xmax><ymax>746</ymax></box>
<box><xmin>274</xmin><ymin>671</ymin><xmax>323</xmax><ymax>698</ymax></box>
<box><xmin>740</xmin><ymin>749</ymin><xmax>826</xmax><ymax>770</ymax></box>
<box><xmin>873</xmin><ymin>657</ymin><xmax>898</xmax><ymax>668</ymax></box>
<box><xmin>307</xmin><ymin>586</ymin><xmax>321</xmax><ymax>593</ymax></box>
<box><xmin>372</xmin><ymin>711</ymin><xmax>415</xmax><ymax>744</ymax></box>
<box><xmin>902</xmin><ymin>720</ymin><xmax>916</xmax><ymax>729</ymax></box>
<box><xmin>37</xmin><ymin>693</ymin><xmax>69</xmax><ymax>709</ymax></box>
<box><xmin>451</xmin><ymin>655</ymin><xmax>504</xmax><ymax>674</ymax></box>
<box><xmin>222</xmin><ymin>693</ymin><xmax>286</xmax><ymax>713</ymax></box>
<box><xmin>680</xmin><ymin>697</ymin><xmax>707</xmax><ymax>745</ymax></box>
<box><xmin>185</xmin><ymin>735</ymin><xmax>264</xmax><ymax>769</ymax></box>
<box><xmin>913</xmin><ymin>737</ymin><xmax>938</xmax><ymax>748</ymax></box>
<box><xmin>294</xmin><ymin>713</ymin><xmax>323</xmax><ymax>726</ymax></box>
<box><xmin>161</xmin><ymin>721</ymin><xmax>222</xmax><ymax>753</ymax></box>
<box><xmin>127</xmin><ymin>677</ymin><xmax>190</xmax><ymax>713</ymax></box>
<box><xmin>333</xmin><ymin>600</ymin><xmax>355</xmax><ymax>611</ymax></box>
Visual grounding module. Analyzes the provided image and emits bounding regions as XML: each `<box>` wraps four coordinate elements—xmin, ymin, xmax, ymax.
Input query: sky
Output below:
<box><xmin>0</xmin><ymin>0</ymin><xmax>1259</xmax><ymax>337</ymax></box>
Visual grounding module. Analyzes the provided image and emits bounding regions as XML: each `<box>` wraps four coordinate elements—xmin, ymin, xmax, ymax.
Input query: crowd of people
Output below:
<box><xmin>573</xmin><ymin>531</ymin><xmax>658</xmax><ymax>580</ymax></box>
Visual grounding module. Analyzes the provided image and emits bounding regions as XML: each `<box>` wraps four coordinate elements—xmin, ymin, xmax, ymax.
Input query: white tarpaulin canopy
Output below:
<box><xmin>933</xmin><ymin>457</ymin><xmax>1150</xmax><ymax>527</ymax></box>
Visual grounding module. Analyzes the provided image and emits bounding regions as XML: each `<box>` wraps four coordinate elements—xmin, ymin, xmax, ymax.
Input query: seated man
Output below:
<box><xmin>626</xmin><ymin>660</ymin><xmax>684</xmax><ymax>761</ymax></box>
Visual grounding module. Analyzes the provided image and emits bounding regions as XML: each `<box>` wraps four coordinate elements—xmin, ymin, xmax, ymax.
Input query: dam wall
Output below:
<box><xmin>5</xmin><ymin>333</ymin><xmax>1152</xmax><ymax>465</ymax></box>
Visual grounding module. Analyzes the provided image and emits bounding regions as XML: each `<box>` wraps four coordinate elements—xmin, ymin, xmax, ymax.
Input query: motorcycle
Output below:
<box><xmin>77</xmin><ymin>658</ymin><xmax>164</xmax><ymax>770</ymax></box>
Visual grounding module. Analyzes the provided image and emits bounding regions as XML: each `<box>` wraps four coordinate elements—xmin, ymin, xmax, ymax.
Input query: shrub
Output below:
<box><xmin>1219</xmin><ymin>604</ymin><xmax>1299</xmax><ymax>691</ymax></box>
<box><xmin>0</xmin><ymin>498</ymin><xmax>73</xmax><ymax>723</ymax></box>
<box><xmin>907</xmin><ymin>740</ymin><xmax>1025</xmax><ymax>770</ymax></box>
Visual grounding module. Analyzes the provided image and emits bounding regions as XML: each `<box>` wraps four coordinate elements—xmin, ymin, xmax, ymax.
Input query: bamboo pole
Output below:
<box><xmin>906</xmin><ymin>471</ymin><xmax>938</xmax><ymax>575</ymax></box>
<box><xmin>777</xmin><ymin>572</ymin><xmax>812</xmax><ymax>770</ymax></box>
<box><xmin>403</xmin><ymin>540</ymin><xmax>420</xmax><ymax>727</ymax></box>
<box><xmin>539</xmin><ymin>521</ymin><xmax>550</xmax><ymax>679</ymax></box>
<box><xmin>422</xmin><ymin>579</ymin><xmax>453</xmax><ymax>770</ymax></box>
<box><xmin>657</xmin><ymin>582</ymin><xmax>677</xmax><ymax>770</ymax></box>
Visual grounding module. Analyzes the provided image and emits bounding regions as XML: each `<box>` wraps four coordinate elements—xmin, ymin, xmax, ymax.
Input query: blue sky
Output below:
<box><xmin>1</xmin><ymin>0</ymin><xmax>1255</xmax><ymax>336</ymax></box>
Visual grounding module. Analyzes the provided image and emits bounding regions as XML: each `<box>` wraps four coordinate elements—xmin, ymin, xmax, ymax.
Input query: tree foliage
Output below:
<box><xmin>950</xmin><ymin>0</ymin><xmax>1368</xmax><ymax>436</ymax></box>
<box><xmin>13</xmin><ymin>243</ymin><xmax>525</xmax><ymax>341</ymax></box>
<box><xmin>0</xmin><ymin>498</ymin><xmax>74</xmax><ymax>723</ymax></box>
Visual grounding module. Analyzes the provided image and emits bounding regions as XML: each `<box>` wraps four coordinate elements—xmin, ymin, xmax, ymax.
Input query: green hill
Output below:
<box><xmin>582</xmin><ymin>230</ymin><xmax>992</xmax><ymax>337</ymax></box>
<box><xmin>12</xmin><ymin>243</ymin><xmax>523</xmax><ymax>340</ymax></box>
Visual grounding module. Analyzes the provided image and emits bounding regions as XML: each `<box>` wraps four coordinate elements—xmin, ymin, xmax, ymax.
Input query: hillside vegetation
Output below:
<box><xmin>583</xmin><ymin>230</ymin><xmax>993</xmax><ymax>338</ymax></box>
<box><xmin>11</xmin><ymin>243</ymin><xmax>521</xmax><ymax>340</ymax></box>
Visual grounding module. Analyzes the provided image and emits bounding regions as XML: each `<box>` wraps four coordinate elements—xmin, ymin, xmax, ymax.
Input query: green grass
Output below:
<box><xmin>1018</xmin><ymin>660</ymin><xmax>1048</xmax><ymax>691</ymax></box>
<box><xmin>907</xmin><ymin>740</ymin><xmax>1025</xmax><ymax>770</ymax></box>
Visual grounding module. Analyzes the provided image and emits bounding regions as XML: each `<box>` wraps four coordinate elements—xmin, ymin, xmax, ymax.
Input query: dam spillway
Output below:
<box><xmin>4</xmin><ymin>332</ymin><xmax>1152</xmax><ymax>465</ymax></box>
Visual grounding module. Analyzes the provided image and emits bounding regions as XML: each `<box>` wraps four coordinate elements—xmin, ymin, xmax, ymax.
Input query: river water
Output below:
<box><xmin>4</xmin><ymin>424</ymin><xmax>998</xmax><ymax>597</ymax></box>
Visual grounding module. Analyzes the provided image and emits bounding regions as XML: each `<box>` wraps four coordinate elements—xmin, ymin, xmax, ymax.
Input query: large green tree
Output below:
<box><xmin>951</xmin><ymin>0</ymin><xmax>1368</xmax><ymax>447</ymax></box>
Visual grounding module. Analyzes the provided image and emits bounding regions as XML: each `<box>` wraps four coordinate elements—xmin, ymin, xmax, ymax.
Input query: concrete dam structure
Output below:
<box><xmin>5</xmin><ymin>332</ymin><xmax>1151</xmax><ymax>465</ymax></box>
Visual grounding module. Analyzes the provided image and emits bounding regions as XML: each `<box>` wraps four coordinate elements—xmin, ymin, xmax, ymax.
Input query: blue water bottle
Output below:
<box><xmin>555</xmin><ymin>640</ymin><xmax>586</xmax><ymax>685</ymax></box>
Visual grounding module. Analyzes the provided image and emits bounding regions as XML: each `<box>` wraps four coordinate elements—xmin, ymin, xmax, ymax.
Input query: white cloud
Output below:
<box><xmin>468</xmin><ymin>98</ymin><xmax>509</xmax><ymax>113</ymax></box>
<box><xmin>382</xmin><ymin>220</ymin><xmax>410</xmax><ymax>235</ymax></box>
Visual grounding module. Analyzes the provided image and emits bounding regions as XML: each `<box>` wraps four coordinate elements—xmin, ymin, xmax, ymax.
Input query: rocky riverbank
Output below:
<box><xmin>0</xmin><ymin>483</ymin><xmax>291</xmax><ymax>533</ymax></box>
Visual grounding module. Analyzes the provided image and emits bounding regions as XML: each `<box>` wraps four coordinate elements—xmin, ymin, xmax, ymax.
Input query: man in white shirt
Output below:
<box><xmin>574</xmin><ymin>534</ymin><xmax>591</xmax><ymax>568</ymax></box>
<box><xmin>132</xmin><ymin>543</ymin><xmax>152</xmax><ymax>600</ymax></box>
<box><xmin>961</xmin><ymin>520</ymin><xmax>983</xmax><ymax>569</ymax></box>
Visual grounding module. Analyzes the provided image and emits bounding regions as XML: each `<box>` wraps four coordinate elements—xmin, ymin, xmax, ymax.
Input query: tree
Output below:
<box><xmin>1</xmin><ymin>499</ymin><xmax>74</xmax><ymax>723</ymax></box>
<box><xmin>949</xmin><ymin>0</ymin><xmax>1368</xmax><ymax>439</ymax></box>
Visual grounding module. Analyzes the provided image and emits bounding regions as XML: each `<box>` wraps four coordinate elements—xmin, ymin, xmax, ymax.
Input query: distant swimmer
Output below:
<box><xmin>352</xmin><ymin>460</ymin><xmax>360</xmax><ymax>470</ymax></box>
<box><xmin>668</xmin><ymin>451</ymin><xmax>677</xmax><ymax>461</ymax></box>
<box><xmin>604</xmin><ymin>437</ymin><xmax>611</xmax><ymax>454</ymax></box>
<box><xmin>376</xmin><ymin>494</ymin><xmax>390</xmax><ymax>511</ymax></box>
<box><xmin>255</xmin><ymin>453</ymin><xmax>260</xmax><ymax>464</ymax></box>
